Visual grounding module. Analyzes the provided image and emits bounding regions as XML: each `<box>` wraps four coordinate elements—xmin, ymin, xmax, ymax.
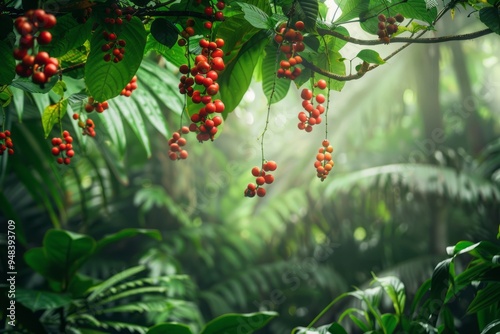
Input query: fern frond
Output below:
<box><xmin>94</xmin><ymin>286</ymin><xmax>168</xmax><ymax>306</ymax></box>
<box><xmin>86</xmin><ymin>265</ymin><xmax>146</xmax><ymax>301</ymax></box>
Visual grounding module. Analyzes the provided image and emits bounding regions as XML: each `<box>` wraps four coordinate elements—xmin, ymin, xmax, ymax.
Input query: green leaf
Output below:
<box><xmin>11</xmin><ymin>75</ymin><xmax>58</xmax><ymax>93</ymax></box>
<box><xmin>315</xmin><ymin>35</ymin><xmax>346</xmax><ymax>91</ymax></box>
<box><xmin>480</xmin><ymin>320</ymin><xmax>500</xmax><ymax>334</ymax></box>
<box><xmin>372</xmin><ymin>275</ymin><xmax>406</xmax><ymax>315</ymax></box>
<box><xmin>200</xmin><ymin>312</ymin><xmax>278</xmax><ymax>334</ymax></box>
<box><xmin>150</xmin><ymin>18</ymin><xmax>179</xmax><ymax>48</ymax></box>
<box><xmin>0</xmin><ymin>14</ymin><xmax>13</xmax><ymax>40</ymax></box>
<box><xmin>42</xmin><ymin>99</ymin><xmax>68</xmax><ymax>138</ymax></box>
<box><xmin>97</xmin><ymin>99</ymin><xmax>127</xmax><ymax>158</ymax></box>
<box><xmin>51</xmin><ymin>80</ymin><xmax>67</xmax><ymax>97</ymax></box>
<box><xmin>0</xmin><ymin>38</ymin><xmax>15</xmax><ymax>85</ymax></box>
<box><xmin>85</xmin><ymin>16</ymin><xmax>147</xmax><ymax>101</ymax></box>
<box><xmin>429</xmin><ymin>258</ymin><xmax>452</xmax><ymax>314</ymax></box>
<box><xmin>327</xmin><ymin>322</ymin><xmax>349</xmax><ymax>334</ymax></box>
<box><xmin>297</xmin><ymin>0</ymin><xmax>319</xmax><ymax>29</ymax></box>
<box><xmin>147</xmin><ymin>323</ymin><xmax>194</xmax><ymax>334</ymax></box>
<box><xmin>0</xmin><ymin>86</ymin><xmax>12</xmax><ymax>107</ymax></box>
<box><xmin>40</xmin><ymin>14</ymin><xmax>93</xmax><ymax>57</ymax></box>
<box><xmin>96</xmin><ymin>228</ymin><xmax>162</xmax><ymax>252</ymax></box>
<box><xmin>480</xmin><ymin>7</ymin><xmax>500</xmax><ymax>35</ymax></box>
<box><xmin>334</xmin><ymin>0</ymin><xmax>371</xmax><ymax>23</ymax></box>
<box><xmin>261</xmin><ymin>45</ymin><xmax>291</xmax><ymax>104</ymax></box>
<box><xmin>236</xmin><ymin>2</ymin><xmax>272</xmax><ymax>29</ymax></box>
<box><xmin>356</xmin><ymin>49</ymin><xmax>385</xmax><ymax>65</ymax></box>
<box><xmin>218</xmin><ymin>31</ymin><xmax>268</xmax><ymax>115</ymax></box>
<box><xmin>87</xmin><ymin>265</ymin><xmax>146</xmax><ymax>301</ymax></box>
<box><xmin>381</xmin><ymin>313</ymin><xmax>399</xmax><ymax>334</ymax></box>
<box><xmin>467</xmin><ymin>282</ymin><xmax>500</xmax><ymax>314</ymax></box>
<box><xmin>395</xmin><ymin>0</ymin><xmax>438</xmax><ymax>24</ymax></box>
<box><xmin>109</xmin><ymin>96</ymin><xmax>151</xmax><ymax>158</ymax></box>
<box><xmin>24</xmin><ymin>229</ymin><xmax>96</xmax><ymax>283</ymax></box>
<box><xmin>131</xmin><ymin>83</ymin><xmax>170</xmax><ymax>139</ymax></box>
<box><xmin>16</xmin><ymin>289</ymin><xmax>72</xmax><ymax>311</ymax></box>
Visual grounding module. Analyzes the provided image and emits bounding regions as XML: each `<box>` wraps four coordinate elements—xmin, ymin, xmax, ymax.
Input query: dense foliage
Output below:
<box><xmin>1</xmin><ymin>0</ymin><xmax>500</xmax><ymax>333</ymax></box>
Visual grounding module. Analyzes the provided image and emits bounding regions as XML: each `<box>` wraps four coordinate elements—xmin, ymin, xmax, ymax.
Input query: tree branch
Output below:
<box><xmin>317</xmin><ymin>27</ymin><xmax>493</xmax><ymax>45</ymax></box>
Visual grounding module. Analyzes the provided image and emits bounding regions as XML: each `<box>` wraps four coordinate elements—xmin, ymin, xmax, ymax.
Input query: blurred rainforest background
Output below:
<box><xmin>1</xmin><ymin>6</ymin><xmax>500</xmax><ymax>334</ymax></box>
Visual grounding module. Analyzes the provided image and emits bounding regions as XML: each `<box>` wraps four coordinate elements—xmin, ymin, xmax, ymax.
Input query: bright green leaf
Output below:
<box><xmin>236</xmin><ymin>2</ymin><xmax>272</xmax><ymax>29</ymax></box>
<box><xmin>42</xmin><ymin>99</ymin><xmax>68</xmax><ymax>138</ymax></box>
<box><xmin>357</xmin><ymin>49</ymin><xmax>385</xmax><ymax>64</ymax></box>
<box><xmin>40</xmin><ymin>14</ymin><xmax>93</xmax><ymax>57</ymax></box>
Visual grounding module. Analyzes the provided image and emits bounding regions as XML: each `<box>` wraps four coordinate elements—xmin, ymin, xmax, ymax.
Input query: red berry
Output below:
<box><xmin>37</xmin><ymin>31</ymin><xmax>52</xmax><ymax>45</ymax></box>
<box><xmin>316</xmin><ymin>79</ymin><xmax>327</xmax><ymax>90</ymax></box>
<box><xmin>257</xmin><ymin>187</ymin><xmax>266</xmax><ymax>197</ymax></box>
<box><xmin>251</xmin><ymin>167</ymin><xmax>260</xmax><ymax>177</ymax></box>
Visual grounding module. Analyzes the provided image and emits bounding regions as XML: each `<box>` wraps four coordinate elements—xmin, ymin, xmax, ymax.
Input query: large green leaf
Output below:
<box><xmin>85</xmin><ymin>17</ymin><xmax>147</xmax><ymax>101</ymax></box>
<box><xmin>147</xmin><ymin>323</ymin><xmax>193</xmax><ymax>334</ymax></box>
<box><xmin>395</xmin><ymin>0</ymin><xmax>437</xmax><ymax>24</ymax></box>
<box><xmin>42</xmin><ymin>98</ymin><xmax>68</xmax><ymax>138</ymax></box>
<box><xmin>40</xmin><ymin>14</ymin><xmax>93</xmax><ymax>57</ymax></box>
<box><xmin>97</xmin><ymin>98</ymin><xmax>127</xmax><ymax>158</ymax></box>
<box><xmin>480</xmin><ymin>7</ymin><xmax>500</xmax><ymax>35</ymax></box>
<box><xmin>0</xmin><ymin>38</ymin><xmax>15</xmax><ymax>85</ymax></box>
<box><xmin>200</xmin><ymin>312</ymin><xmax>278</xmax><ymax>334</ymax></box>
<box><xmin>372</xmin><ymin>275</ymin><xmax>406</xmax><ymax>316</ymax></box>
<box><xmin>261</xmin><ymin>45</ymin><xmax>291</xmax><ymax>104</ymax></box>
<box><xmin>24</xmin><ymin>229</ymin><xmax>96</xmax><ymax>283</ymax></box>
<box><xmin>357</xmin><ymin>49</ymin><xmax>385</xmax><ymax>65</ymax></box>
<box><xmin>297</xmin><ymin>0</ymin><xmax>319</xmax><ymax>29</ymax></box>
<box><xmin>219</xmin><ymin>31</ymin><xmax>269</xmax><ymax>115</ymax></box>
<box><xmin>315</xmin><ymin>35</ymin><xmax>346</xmax><ymax>91</ymax></box>
<box><xmin>16</xmin><ymin>289</ymin><xmax>72</xmax><ymax>311</ymax></box>
<box><xmin>236</xmin><ymin>2</ymin><xmax>272</xmax><ymax>29</ymax></box>
<box><xmin>467</xmin><ymin>282</ymin><xmax>500</xmax><ymax>314</ymax></box>
<box><xmin>480</xmin><ymin>320</ymin><xmax>500</xmax><ymax>334</ymax></box>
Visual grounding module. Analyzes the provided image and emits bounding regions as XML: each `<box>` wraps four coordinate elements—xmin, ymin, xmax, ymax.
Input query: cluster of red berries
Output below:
<box><xmin>84</xmin><ymin>97</ymin><xmax>109</xmax><ymax>113</ymax></box>
<box><xmin>178</xmin><ymin>38</ymin><xmax>226</xmax><ymax>142</ymax></box>
<box><xmin>197</xmin><ymin>0</ymin><xmax>225</xmax><ymax>29</ymax></box>
<box><xmin>377</xmin><ymin>13</ymin><xmax>404</xmax><ymax>44</ymax></box>
<box><xmin>275</xmin><ymin>21</ymin><xmax>305</xmax><ymax>80</ymax></box>
<box><xmin>101</xmin><ymin>4</ymin><xmax>133</xmax><ymax>63</ymax></box>
<box><xmin>0</xmin><ymin>130</ymin><xmax>14</xmax><ymax>156</ymax></box>
<box><xmin>51</xmin><ymin>130</ymin><xmax>74</xmax><ymax>165</ymax></box>
<box><xmin>13</xmin><ymin>9</ymin><xmax>59</xmax><ymax>84</ymax></box>
<box><xmin>73</xmin><ymin>113</ymin><xmax>96</xmax><ymax>137</ymax></box>
<box><xmin>168</xmin><ymin>127</ymin><xmax>190</xmax><ymax>160</ymax></box>
<box><xmin>120</xmin><ymin>75</ymin><xmax>138</xmax><ymax>96</ymax></box>
<box><xmin>297</xmin><ymin>80</ymin><xmax>327</xmax><ymax>132</ymax></box>
<box><xmin>178</xmin><ymin>18</ymin><xmax>196</xmax><ymax>46</ymax></box>
<box><xmin>314</xmin><ymin>140</ymin><xmax>334</xmax><ymax>181</ymax></box>
<box><xmin>244</xmin><ymin>161</ymin><xmax>277</xmax><ymax>197</ymax></box>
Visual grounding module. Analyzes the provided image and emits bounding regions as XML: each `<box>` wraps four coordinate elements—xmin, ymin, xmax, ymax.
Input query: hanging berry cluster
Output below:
<box><xmin>101</xmin><ymin>4</ymin><xmax>133</xmax><ymax>63</ymax></box>
<box><xmin>0</xmin><ymin>130</ymin><xmax>14</xmax><ymax>156</ymax></box>
<box><xmin>168</xmin><ymin>127</ymin><xmax>190</xmax><ymax>160</ymax></box>
<box><xmin>200</xmin><ymin>0</ymin><xmax>225</xmax><ymax>29</ymax></box>
<box><xmin>244</xmin><ymin>161</ymin><xmax>278</xmax><ymax>197</ymax></box>
<box><xmin>274</xmin><ymin>21</ymin><xmax>305</xmax><ymax>80</ymax></box>
<box><xmin>51</xmin><ymin>131</ymin><xmax>74</xmax><ymax>165</ymax></box>
<box><xmin>297</xmin><ymin>79</ymin><xmax>328</xmax><ymax>132</ymax></box>
<box><xmin>178</xmin><ymin>37</ymin><xmax>226</xmax><ymax>142</ymax></box>
<box><xmin>178</xmin><ymin>18</ymin><xmax>195</xmax><ymax>46</ymax></box>
<box><xmin>377</xmin><ymin>13</ymin><xmax>404</xmax><ymax>44</ymax></box>
<box><xmin>314</xmin><ymin>140</ymin><xmax>334</xmax><ymax>181</ymax></box>
<box><xmin>121</xmin><ymin>75</ymin><xmax>138</xmax><ymax>96</ymax></box>
<box><xmin>84</xmin><ymin>97</ymin><xmax>109</xmax><ymax>113</ymax></box>
<box><xmin>13</xmin><ymin>9</ymin><xmax>59</xmax><ymax>85</ymax></box>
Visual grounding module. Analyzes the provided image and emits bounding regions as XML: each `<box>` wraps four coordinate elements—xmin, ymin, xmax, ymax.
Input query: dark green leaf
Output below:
<box><xmin>480</xmin><ymin>7</ymin><xmax>500</xmax><ymax>34</ymax></box>
<box><xmin>40</xmin><ymin>14</ymin><xmax>93</xmax><ymax>57</ymax></box>
<box><xmin>356</xmin><ymin>49</ymin><xmax>385</xmax><ymax>64</ymax></box>
<box><xmin>315</xmin><ymin>35</ymin><xmax>346</xmax><ymax>91</ymax></box>
<box><xmin>87</xmin><ymin>265</ymin><xmax>146</xmax><ymax>301</ymax></box>
<box><xmin>131</xmin><ymin>83</ymin><xmax>170</xmax><ymax>139</ymax></box>
<box><xmin>395</xmin><ymin>0</ymin><xmax>438</xmax><ymax>24</ymax></box>
<box><xmin>24</xmin><ymin>229</ymin><xmax>96</xmax><ymax>282</ymax></box>
<box><xmin>261</xmin><ymin>45</ymin><xmax>291</xmax><ymax>104</ymax></box>
<box><xmin>467</xmin><ymin>282</ymin><xmax>500</xmax><ymax>314</ymax></box>
<box><xmin>16</xmin><ymin>289</ymin><xmax>72</xmax><ymax>311</ymax></box>
<box><xmin>327</xmin><ymin>322</ymin><xmax>349</xmax><ymax>334</ymax></box>
<box><xmin>147</xmin><ymin>323</ymin><xmax>194</xmax><ymax>334</ymax></box>
<box><xmin>429</xmin><ymin>258</ymin><xmax>452</xmax><ymax>314</ymax></box>
<box><xmin>97</xmin><ymin>228</ymin><xmax>162</xmax><ymax>252</ymax></box>
<box><xmin>150</xmin><ymin>18</ymin><xmax>179</xmax><ymax>48</ymax></box>
<box><xmin>85</xmin><ymin>17</ymin><xmax>147</xmax><ymax>101</ymax></box>
<box><xmin>0</xmin><ymin>38</ymin><xmax>15</xmax><ymax>85</ymax></box>
<box><xmin>236</xmin><ymin>2</ymin><xmax>272</xmax><ymax>29</ymax></box>
<box><xmin>440</xmin><ymin>305</ymin><xmax>455</xmax><ymax>334</ymax></box>
<box><xmin>0</xmin><ymin>86</ymin><xmax>12</xmax><ymax>107</ymax></box>
<box><xmin>42</xmin><ymin>99</ymin><xmax>68</xmax><ymax>138</ymax></box>
<box><xmin>200</xmin><ymin>312</ymin><xmax>278</xmax><ymax>334</ymax></box>
<box><xmin>297</xmin><ymin>0</ymin><xmax>319</xmax><ymax>29</ymax></box>
<box><xmin>0</xmin><ymin>14</ymin><xmax>13</xmax><ymax>40</ymax></box>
